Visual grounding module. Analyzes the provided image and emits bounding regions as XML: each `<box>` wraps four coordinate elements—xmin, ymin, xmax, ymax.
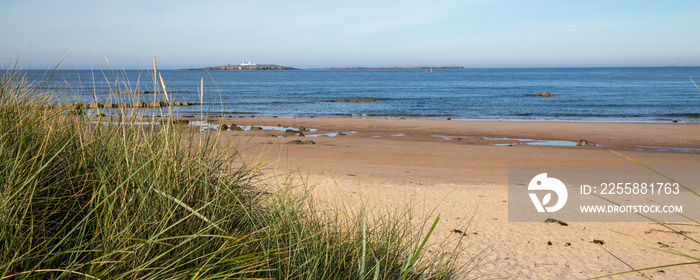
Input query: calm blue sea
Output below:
<box><xmin>34</xmin><ymin>67</ymin><xmax>700</xmax><ymax>122</ymax></box>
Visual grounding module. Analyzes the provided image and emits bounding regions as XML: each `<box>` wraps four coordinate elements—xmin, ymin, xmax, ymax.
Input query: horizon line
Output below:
<box><xmin>13</xmin><ymin>65</ymin><xmax>700</xmax><ymax>71</ymax></box>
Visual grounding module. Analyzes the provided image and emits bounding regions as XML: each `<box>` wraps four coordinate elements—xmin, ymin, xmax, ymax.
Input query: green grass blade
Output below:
<box><xmin>399</xmin><ymin>214</ymin><xmax>440</xmax><ymax>280</ymax></box>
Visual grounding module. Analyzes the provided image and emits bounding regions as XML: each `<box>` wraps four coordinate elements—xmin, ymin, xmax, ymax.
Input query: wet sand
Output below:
<box><xmin>208</xmin><ymin>117</ymin><xmax>699</xmax><ymax>279</ymax></box>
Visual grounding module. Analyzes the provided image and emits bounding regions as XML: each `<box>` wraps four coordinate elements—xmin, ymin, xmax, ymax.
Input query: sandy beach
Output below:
<box><xmin>206</xmin><ymin>117</ymin><xmax>700</xmax><ymax>279</ymax></box>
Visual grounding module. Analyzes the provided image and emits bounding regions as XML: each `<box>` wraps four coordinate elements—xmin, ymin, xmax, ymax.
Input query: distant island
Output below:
<box><xmin>314</xmin><ymin>66</ymin><xmax>464</xmax><ymax>70</ymax></box>
<box><xmin>180</xmin><ymin>62</ymin><xmax>298</xmax><ymax>71</ymax></box>
<box><xmin>180</xmin><ymin>62</ymin><xmax>464</xmax><ymax>71</ymax></box>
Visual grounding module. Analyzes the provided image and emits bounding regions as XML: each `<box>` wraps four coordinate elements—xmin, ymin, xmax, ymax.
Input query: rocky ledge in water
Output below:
<box><xmin>324</xmin><ymin>98</ymin><xmax>390</xmax><ymax>103</ymax></box>
<box><xmin>180</xmin><ymin>64</ymin><xmax>298</xmax><ymax>71</ymax></box>
<box><xmin>48</xmin><ymin>101</ymin><xmax>200</xmax><ymax>111</ymax></box>
<box><xmin>99</xmin><ymin>90</ymin><xmax>156</xmax><ymax>95</ymax></box>
<box><xmin>527</xmin><ymin>92</ymin><xmax>554</xmax><ymax>97</ymax></box>
<box><xmin>98</xmin><ymin>90</ymin><xmax>182</xmax><ymax>95</ymax></box>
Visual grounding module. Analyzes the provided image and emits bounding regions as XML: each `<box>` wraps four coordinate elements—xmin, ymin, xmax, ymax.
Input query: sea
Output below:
<box><xmin>30</xmin><ymin>67</ymin><xmax>700</xmax><ymax>122</ymax></box>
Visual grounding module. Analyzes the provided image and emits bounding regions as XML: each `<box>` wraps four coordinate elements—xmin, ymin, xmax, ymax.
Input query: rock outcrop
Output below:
<box><xmin>325</xmin><ymin>98</ymin><xmax>389</xmax><ymax>103</ymax></box>
<box><xmin>528</xmin><ymin>92</ymin><xmax>554</xmax><ymax>97</ymax></box>
<box><xmin>283</xmin><ymin>129</ymin><xmax>305</xmax><ymax>137</ymax></box>
<box><xmin>48</xmin><ymin>101</ymin><xmax>199</xmax><ymax>111</ymax></box>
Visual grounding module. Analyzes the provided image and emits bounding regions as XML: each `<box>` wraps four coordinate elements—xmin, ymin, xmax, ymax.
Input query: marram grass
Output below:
<box><xmin>0</xmin><ymin>67</ymin><xmax>470</xmax><ymax>279</ymax></box>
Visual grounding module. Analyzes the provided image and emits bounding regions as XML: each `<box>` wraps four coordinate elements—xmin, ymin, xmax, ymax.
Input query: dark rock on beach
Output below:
<box><xmin>576</xmin><ymin>139</ymin><xmax>597</xmax><ymax>147</ymax></box>
<box><xmin>283</xmin><ymin>129</ymin><xmax>305</xmax><ymax>137</ymax></box>
<box><xmin>590</xmin><ymin>239</ymin><xmax>605</xmax><ymax>245</ymax></box>
<box><xmin>286</xmin><ymin>140</ymin><xmax>315</xmax><ymax>145</ymax></box>
<box><xmin>544</xmin><ymin>218</ymin><xmax>568</xmax><ymax>226</ymax></box>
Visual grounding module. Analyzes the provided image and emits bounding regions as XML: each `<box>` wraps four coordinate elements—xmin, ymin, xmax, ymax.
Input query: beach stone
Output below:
<box><xmin>103</xmin><ymin>103</ymin><xmax>115</xmax><ymax>108</ymax></box>
<box><xmin>544</xmin><ymin>218</ymin><xmax>568</xmax><ymax>226</ymax></box>
<box><xmin>250</xmin><ymin>126</ymin><xmax>263</xmax><ymax>131</ymax></box>
<box><xmin>528</xmin><ymin>92</ymin><xmax>554</xmax><ymax>97</ymax></box>
<box><xmin>231</xmin><ymin>125</ymin><xmax>243</xmax><ymax>131</ymax></box>
<box><xmin>591</xmin><ymin>239</ymin><xmax>605</xmax><ymax>245</ymax></box>
<box><xmin>283</xmin><ymin>129</ymin><xmax>305</xmax><ymax>137</ymax></box>
<box><xmin>220</xmin><ymin>124</ymin><xmax>228</xmax><ymax>131</ymax></box>
<box><xmin>182</xmin><ymin>101</ymin><xmax>190</xmax><ymax>106</ymax></box>
<box><xmin>577</xmin><ymin>139</ymin><xmax>588</xmax><ymax>146</ymax></box>
<box><xmin>338</xmin><ymin>132</ymin><xmax>347</xmax><ymax>136</ymax></box>
<box><xmin>286</xmin><ymin>140</ymin><xmax>315</xmax><ymax>145</ymax></box>
<box><xmin>133</xmin><ymin>101</ymin><xmax>147</xmax><ymax>108</ymax></box>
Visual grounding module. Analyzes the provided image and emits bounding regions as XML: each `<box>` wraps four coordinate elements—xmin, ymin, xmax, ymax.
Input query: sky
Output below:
<box><xmin>1</xmin><ymin>0</ymin><xmax>700</xmax><ymax>69</ymax></box>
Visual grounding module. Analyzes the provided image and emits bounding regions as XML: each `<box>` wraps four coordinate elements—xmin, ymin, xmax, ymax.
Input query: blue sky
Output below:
<box><xmin>2</xmin><ymin>0</ymin><xmax>699</xmax><ymax>69</ymax></box>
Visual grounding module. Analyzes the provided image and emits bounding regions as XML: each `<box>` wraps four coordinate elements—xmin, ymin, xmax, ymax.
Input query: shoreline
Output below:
<box><xmin>176</xmin><ymin>116</ymin><xmax>700</xmax><ymax>149</ymax></box>
<box><xmin>238</xmin><ymin>115</ymin><xmax>700</xmax><ymax>124</ymax></box>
